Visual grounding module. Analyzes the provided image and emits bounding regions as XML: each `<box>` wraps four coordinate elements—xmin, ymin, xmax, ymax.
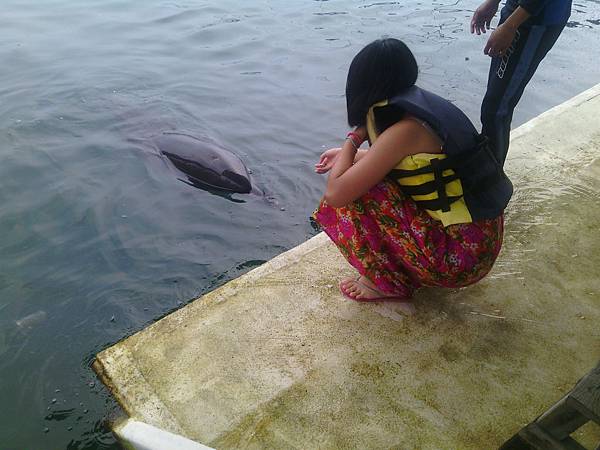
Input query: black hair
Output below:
<box><xmin>345</xmin><ymin>38</ymin><xmax>418</xmax><ymax>127</ymax></box>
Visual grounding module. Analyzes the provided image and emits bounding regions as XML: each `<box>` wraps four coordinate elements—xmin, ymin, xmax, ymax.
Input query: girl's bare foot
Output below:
<box><xmin>339</xmin><ymin>275</ymin><xmax>407</xmax><ymax>302</ymax></box>
<box><xmin>339</xmin><ymin>276</ymin><xmax>416</xmax><ymax>316</ymax></box>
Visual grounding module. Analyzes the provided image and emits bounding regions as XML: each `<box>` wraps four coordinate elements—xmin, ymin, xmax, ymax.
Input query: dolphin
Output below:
<box><xmin>154</xmin><ymin>131</ymin><xmax>252</xmax><ymax>194</ymax></box>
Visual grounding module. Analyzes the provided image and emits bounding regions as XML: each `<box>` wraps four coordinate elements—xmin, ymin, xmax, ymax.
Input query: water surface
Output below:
<box><xmin>0</xmin><ymin>0</ymin><xmax>599</xmax><ymax>448</ymax></box>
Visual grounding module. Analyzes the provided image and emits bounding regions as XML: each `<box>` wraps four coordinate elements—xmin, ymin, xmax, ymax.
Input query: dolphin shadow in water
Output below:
<box><xmin>153</xmin><ymin>131</ymin><xmax>260</xmax><ymax>201</ymax></box>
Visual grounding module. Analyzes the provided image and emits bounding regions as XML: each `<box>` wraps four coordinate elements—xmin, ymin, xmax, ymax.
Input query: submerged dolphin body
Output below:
<box><xmin>154</xmin><ymin>132</ymin><xmax>252</xmax><ymax>194</ymax></box>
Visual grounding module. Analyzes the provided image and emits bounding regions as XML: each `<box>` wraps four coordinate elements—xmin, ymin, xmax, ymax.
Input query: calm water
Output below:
<box><xmin>0</xmin><ymin>0</ymin><xmax>598</xmax><ymax>448</ymax></box>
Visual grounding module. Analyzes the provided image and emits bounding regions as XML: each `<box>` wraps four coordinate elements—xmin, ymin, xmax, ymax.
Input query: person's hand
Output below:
<box><xmin>471</xmin><ymin>0</ymin><xmax>500</xmax><ymax>35</ymax></box>
<box><xmin>315</xmin><ymin>147</ymin><xmax>341</xmax><ymax>174</ymax></box>
<box><xmin>484</xmin><ymin>22</ymin><xmax>517</xmax><ymax>57</ymax></box>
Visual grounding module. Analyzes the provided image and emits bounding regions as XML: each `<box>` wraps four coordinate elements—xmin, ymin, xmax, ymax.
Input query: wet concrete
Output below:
<box><xmin>94</xmin><ymin>84</ymin><xmax>600</xmax><ymax>449</ymax></box>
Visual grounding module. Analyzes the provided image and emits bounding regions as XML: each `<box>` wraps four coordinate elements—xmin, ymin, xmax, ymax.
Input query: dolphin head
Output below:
<box><xmin>155</xmin><ymin>132</ymin><xmax>253</xmax><ymax>194</ymax></box>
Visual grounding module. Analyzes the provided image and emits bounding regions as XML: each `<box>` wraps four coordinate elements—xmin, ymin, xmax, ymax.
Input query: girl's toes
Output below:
<box><xmin>340</xmin><ymin>277</ymin><xmax>354</xmax><ymax>287</ymax></box>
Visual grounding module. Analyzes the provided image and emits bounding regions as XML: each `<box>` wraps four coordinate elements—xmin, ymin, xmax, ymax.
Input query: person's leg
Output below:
<box><xmin>313</xmin><ymin>179</ymin><xmax>421</xmax><ymax>300</ymax></box>
<box><xmin>481</xmin><ymin>22</ymin><xmax>530</xmax><ymax>160</ymax></box>
<box><xmin>481</xmin><ymin>22</ymin><xmax>565</xmax><ymax>164</ymax></box>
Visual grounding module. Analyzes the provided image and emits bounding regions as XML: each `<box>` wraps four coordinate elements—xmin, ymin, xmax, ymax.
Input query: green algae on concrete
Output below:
<box><xmin>94</xmin><ymin>84</ymin><xmax>600</xmax><ymax>449</ymax></box>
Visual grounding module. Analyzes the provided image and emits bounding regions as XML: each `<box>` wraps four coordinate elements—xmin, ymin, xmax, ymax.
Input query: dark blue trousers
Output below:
<box><xmin>481</xmin><ymin>3</ymin><xmax>565</xmax><ymax>164</ymax></box>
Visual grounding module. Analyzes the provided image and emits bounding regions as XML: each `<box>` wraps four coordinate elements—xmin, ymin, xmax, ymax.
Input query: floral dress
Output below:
<box><xmin>313</xmin><ymin>177</ymin><xmax>503</xmax><ymax>299</ymax></box>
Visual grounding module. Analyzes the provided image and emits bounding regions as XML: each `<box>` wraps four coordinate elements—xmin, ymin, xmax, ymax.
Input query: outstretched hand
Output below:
<box><xmin>315</xmin><ymin>147</ymin><xmax>341</xmax><ymax>174</ymax></box>
<box><xmin>470</xmin><ymin>0</ymin><xmax>499</xmax><ymax>35</ymax></box>
<box><xmin>315</xmin><ymin>127</ymin><xmax>367</xmax><ymax>174</ymax></box>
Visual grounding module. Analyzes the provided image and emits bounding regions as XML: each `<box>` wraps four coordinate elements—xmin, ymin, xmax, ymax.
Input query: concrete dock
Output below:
<box><xmin>94</xmin><ymin>85</ymin><xmax>600</xmax><ymax>449</ymax></box>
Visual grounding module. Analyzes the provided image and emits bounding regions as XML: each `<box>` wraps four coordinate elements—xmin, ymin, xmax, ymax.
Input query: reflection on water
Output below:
<box><xmin>0</xmin><ymin>0</ymin><xmax>599</xmax><ymax>448</ymax></box>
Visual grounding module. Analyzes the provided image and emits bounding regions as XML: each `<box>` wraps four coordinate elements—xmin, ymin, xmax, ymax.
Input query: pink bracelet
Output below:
<box><xmin>346</xmin><ymin>131</ymin><xmax>363</xmax><ymax>149</ymax></box>
<box><xmin>346</xmin><ymin>137</ymin><xmax>358</xmax><ymax>151</ymax></box>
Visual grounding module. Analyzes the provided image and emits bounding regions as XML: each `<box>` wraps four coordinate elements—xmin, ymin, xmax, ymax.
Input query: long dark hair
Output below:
<box><xmin>346</xmin><ymin>38</ymin><xmax>418</xmax><ymax>127</ymax></box>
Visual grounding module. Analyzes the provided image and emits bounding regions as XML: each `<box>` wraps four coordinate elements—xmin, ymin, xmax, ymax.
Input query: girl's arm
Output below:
<box><xmin>324</xmin><ymin>120</ymin><xmax>425</xmax><ymax>208</ymax></box>
<box><xmin>354</xmin><ymin>148</ymin><xmax>369</xmax><ymax>162</ymax></box>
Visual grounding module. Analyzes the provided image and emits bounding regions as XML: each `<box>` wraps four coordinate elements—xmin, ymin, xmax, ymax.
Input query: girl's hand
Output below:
<box><xmin>315</xmin><ymin>147</ymin><xmax>342</xmax><ymax>174</ymax></box>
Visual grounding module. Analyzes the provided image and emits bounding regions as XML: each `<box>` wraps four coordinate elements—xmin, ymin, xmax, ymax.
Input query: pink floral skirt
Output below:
<box><xmin>313</xmin><ymin>178</ymin><xmax>503</xmax><ymax>299</ymax></box>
